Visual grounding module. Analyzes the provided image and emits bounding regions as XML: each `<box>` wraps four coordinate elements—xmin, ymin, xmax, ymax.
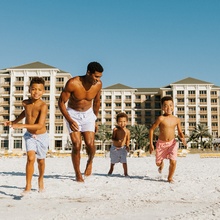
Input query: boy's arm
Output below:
<box><xmin>12</xmin><ymin>104</ymin><xmax>48</xmax><ymax>130</ymax></box>
<box><xmin>149</xmin><ymin>117</ymin><xmax>161</xmax><ymax>154</ymax></box>
<box><xmin>177</xmin><ymin>118</ymin><xmax>187</xmax><ymax>147</ymax></box>
<box><xmin>4</xmin><ymin>110</ymin><xmax>25</xmax><ymax>126</ymax></box>
<box><xmin>125</xmin><ymin>130</ymin><xmax>131</xmax><ymax>152</ymax></box>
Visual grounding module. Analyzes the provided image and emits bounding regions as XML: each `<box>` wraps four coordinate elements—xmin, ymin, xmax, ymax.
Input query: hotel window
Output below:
<box><xmin>145</xmin><ymin>95</ymin><xmax>151</xmax><ymax>100</ymax></box>
<box><xmin>115</xmin><ymin>103</ymin><xmax>121</xmax><ymax>107</ymax></box>
<box><xmin>155</xmin><ymin>96</ymin><xmax>161</xmax><ymax>101</ymax></box>
<box><xmin>15</xmin><ymin>86</ymin><xmax>23</xmax><ymax>91</ymax></box>
<box><xmin>125</xmin><ymin>95</ymin><xmax>131</xmax><ymax>100</ymax></box>
<box><xmin>211</xmin><ymin>91</ymin><xmax>217</xmax><ymax>95</ymax></box>
<box><xmin>155</xmin><ymin>110</ymin><xmax>161</xmax><ymax>116</ymax></box>
<box><xmin>125</xmin><ymin>103</ymin><xmax>131</xmax><ymax>107</ymax></box>
<box><xmin>200</xmin><ymin>98</ymin><xmax>207</xmax><ymax>103</ymax></box>
<box><xmin>106</xmin><ymin>119</ymin><xmax>111</xmax><ymax>122</ymax></box>
<box><xmin>1</xmin><ymin>140</ymin><xmax>9</xmax><ymax>149</ymax></box>
<box><xmin>177</xmin><ymin>98</ymin><xmax>184</xmax><ymax>103</ymax></box>
<box><xmin>14</xmin><ymin>140</ymin><xmax>22</xmax><ymax>149</ymax></box>
<box><xmin>45</xmin><ymin>86</ymin><xmax>50</xmax><ymax>91</ymax></box>
<box><xmin>145</xmin><ymin>111</ymin><xmax>151</xmax><ymax>116</ymax></box>
<box><xmin>115</xmin><ymin>95</ymin><xmax>121</xmax><ymax>100</ymax></box>
<box><xmin>125</xmin><ymin>111</ymin><xmax>131</xmax><ymax>115</ymax></box>
<box><xmin>106</xmin><ymin>103</ymin><xmax>111</xmax><ymax>107</ymax></box>
<box><xmin>43</xmin><ymin>77</ymin><xmax>50</xmax><ymax>81</ymax></box>
<box><xmin>16</xmin><ymin>77</ymin><xmax>24</xmax><ymax>81</ymax></box>
<box><xmin>177</xmin><ymin>91</ymin><xmax>184</xmax><ymax>95</ymax></box>
<box><xmin>188</xmin><ymin>98</ymin><xmax>195</xmax><ymax>103</ymax></box>
<box><xmin>135</xmin><ymin>95</ymin><xmax>141</xmax><ymax>99</ymax></box>
<box><xmin>188</xmin><ymin>91</ymin><xmax>195</xmax><ymax>95</ymax></box>
<box><xmin>15</xmin><ymin>97</ymin><xmax>23</xmax><ymax>101</ymax></box>
<box><xmin>199</xmin><ymin>90</ymin><xmax>207</xmax><ymax>95</ymax></box>
<box><xmin>56</xmin><ymin>87</ymin><xmax>63</xmax><ymax>92</ymax></box>
<box><xmin>106</xmin><ymin>111</ymin><xmax>111</xmax><ymax>115</ymax></box>
<box><xmin>4</xmin><ymin>87</ymin><xmax>10</xmax><ymax>92</ymax></box>
<box><xmin>177</xmin><ymin>107</ymin><xmax>184</xmax><ymax>111</ymax></box>
<box><xmin>155</xmin><ymin>102</ymin><xmax>161</xmax><ymax>108</ymax></box>
<box><xmin>55</xmin><ymin>126</ymin><xmax>63</xmax><ymax>133</ymax></box>
<box><xmin>145</xmin><ymin>103</ymin><xmax>151</xmax><ymax>108</ymax></box>
<box><xmin>56</xmin><ymin>77</ymin><xmax>64</xmax><ymax>82</ymax></box>
<box><xmin>106</xmin><ymin>95</ymin><xmax>111</xmax><ymax>100</ymax></box>
<box><xmin>211</xmin><ymin>99</ymin><xmax>217</xmax><ymax>103</ymax></box>
<box><xmin>135</xmin><ymin>103</ymin><xmax>141</xmax><ymax>109</ymax></box>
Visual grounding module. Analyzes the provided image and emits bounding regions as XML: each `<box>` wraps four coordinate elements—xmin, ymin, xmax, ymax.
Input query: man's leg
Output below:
<box><xmin>70</xmin><ymin>132</ymin><xmax>84</xmax><ymax>182</ymax></box>
<box><xmin>24</xmin><ymin>151</ymin><xmax>36</xmax><ymax>192</ymax></box>
<box><xmin>37</xmin><ymin>158</ymin><xmax>45</xmax><ymax>192</ymax></box>
<box><xmin>83</xmin><ymin>132</ymin><xmax>96</xmax><ymax>176</ymax></box>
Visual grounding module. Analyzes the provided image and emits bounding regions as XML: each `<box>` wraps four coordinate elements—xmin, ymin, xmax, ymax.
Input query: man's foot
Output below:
<box><xmin>21</xmin><ymin>189</ymin><xmax>31</xmax><ymax>196</ymax></box>
<box><xmin>84</xmin><ymin>162</ymin><xmax>92</xmax><ymax>176</ymax></box>
<box><xmin>158</xmin><ymin>161</ymin><xmax>164</xmax><ymax>174</ymax></box>
<box><xmin>75</xmin><ymin>173</ymin><xmax>84</xmax><ymax>182</ymax></box>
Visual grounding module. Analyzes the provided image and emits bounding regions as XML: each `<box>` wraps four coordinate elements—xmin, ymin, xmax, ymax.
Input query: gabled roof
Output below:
<box><xmin>104</xmin><ymin>83</ymin><xmax>134</xmax><ymax>89</ymax></box>
<box><xmin>136</xmin><ymin>88</ymin><xmax>160</xmax><ymax>93</ymax></box>
<box><xmin>170</xmin><ymin>77</ymin><xmax>213</xmax><ymax>85</ymax></box>
<box><xmin>7</xmin><ymin>61</ymin><xmax>58</xmax><ymax>70</ymax></box>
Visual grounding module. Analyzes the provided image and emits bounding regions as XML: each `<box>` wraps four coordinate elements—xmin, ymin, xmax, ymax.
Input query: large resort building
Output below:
<box><xmin>0</xmin><ymin>61</ymin><xmax>220</xmax><ymax>152</ymax></box>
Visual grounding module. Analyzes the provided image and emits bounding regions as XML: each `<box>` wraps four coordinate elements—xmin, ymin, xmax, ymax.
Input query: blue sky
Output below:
<box><xmin>0</xmin><ymin>0</ymin><xmax>220</xmax><ymax>88</ymax></box>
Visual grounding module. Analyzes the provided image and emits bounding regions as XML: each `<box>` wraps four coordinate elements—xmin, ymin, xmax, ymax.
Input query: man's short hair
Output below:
<box><xmin>87</xmin><ymin>62</ymin><xmax>104</xmax><ymax>73</ymax></box>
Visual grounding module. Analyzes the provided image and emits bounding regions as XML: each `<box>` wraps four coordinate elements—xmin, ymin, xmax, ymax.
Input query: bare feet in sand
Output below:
<box><xmin>158</xmin><ymin>161</ymin><xmax>164</xmax><ymax>174</ymax></box>
<box><xmin>84</xmin><ymin>162</ymin><xmax>92</xmax><ymax>177</ymax></box>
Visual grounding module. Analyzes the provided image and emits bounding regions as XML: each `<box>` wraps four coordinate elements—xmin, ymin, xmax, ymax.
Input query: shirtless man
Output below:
<box><xmin>149</xmin><ymin>96</ymin><xmax>186</xmax><ymax>183</ymax></box>
<box><xmin>58</xmin><ymin>61</ymin><xmax>104</xmax><ymax>182</ymax></box>
<box><xmin>4</xmin><ymin>77</ymin><xmax>48</xmax><ymax>193</ymax></box>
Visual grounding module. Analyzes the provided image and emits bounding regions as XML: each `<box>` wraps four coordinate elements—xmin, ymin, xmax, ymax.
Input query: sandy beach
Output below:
<box><xmin>0</xmin><ymin>153</ymin><xmax>220</xmax><ymax>220</ymax></box>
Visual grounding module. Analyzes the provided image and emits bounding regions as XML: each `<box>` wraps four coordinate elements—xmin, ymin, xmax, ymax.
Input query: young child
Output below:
<box><xmin>149</xmin><ymin>96</ymin><xmax>186</xmax><ymax>183</ymax></box>
<box><xmin>4</xmin><ymin>77</ymin><xmax>49</xmax><ymax>194</ymax></box>
<box><xmin>108</xmin><ymin>112</ymin><xmax>130</xmax><ymax>176</ymax></box>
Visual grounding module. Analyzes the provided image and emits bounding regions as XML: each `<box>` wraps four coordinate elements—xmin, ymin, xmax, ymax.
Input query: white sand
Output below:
<box><xmin>0</xmin><ymin>154</ymin><xmax>220</xmax><ymax>220</ymax></box>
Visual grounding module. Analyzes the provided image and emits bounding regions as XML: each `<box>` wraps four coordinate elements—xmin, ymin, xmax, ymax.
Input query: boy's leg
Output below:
<box><xmin>37</xmin><ymin>158</ymin><xmax>45</xmax><ymax>192</ymax></box>
<box><xmin>108</xmin><ymin>164</ymin><xmax>114</xmax><ymax>175</ymax></box>
<box><xmin>123</xmin><ymin>163</ymin><xmax>128</xmax><ymax>176</ymax></box>
<box><xmin>168</xmin><ymin>159</ymin><xmax>176</xmax><ymax>183</ymax></box>
<box><xmin>156</xmin><ymin>160</ymin><xmax>164</xmax><ymax>173</ymax></box>
<box><xmin>24</xmin><ymin>150</ymin><xmax>36</xmax><ymax>192</ymax></box>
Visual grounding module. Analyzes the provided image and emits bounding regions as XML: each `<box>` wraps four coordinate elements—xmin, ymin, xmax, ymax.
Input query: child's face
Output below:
<box><xmin>117</xmin><ymin>117</ymin><xmax>128</xmax><ymax>128</ymax></box>
<box><xmin>162</xmin><ymin>100</ymin><xmax>173</xmax><ymax>115</ymax></box>
<box><xmin>29</xmin><ymin>83</ymin><xmax>45</xmax><ymax>100</ymax></box>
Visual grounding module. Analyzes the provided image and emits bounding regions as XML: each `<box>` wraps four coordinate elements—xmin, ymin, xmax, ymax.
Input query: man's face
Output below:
<box><xmin>89</xmin><ymin>71</ymin><xmax>102</xmax><ymax>85</ymax></box>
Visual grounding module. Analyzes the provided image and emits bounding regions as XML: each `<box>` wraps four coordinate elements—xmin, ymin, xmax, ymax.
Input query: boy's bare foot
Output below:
<box><xmin>38</xmin><ymin>179</ymin><xmax>44</xmax><ymax>192</ymax></box>
<box><xmin>84</xmin><ymin>162</ymin><xmax>92</xmax><ymax>176</ymax></box>
<box><xmin>158</xmin><ymin>161</ymin><xmax>164</xmax><ymax>174</ymax></box>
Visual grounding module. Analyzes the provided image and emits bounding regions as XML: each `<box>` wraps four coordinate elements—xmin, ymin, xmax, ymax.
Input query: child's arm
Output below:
<box><xmin>149</xmin><ymin>117</ymin><xmax>162</xmax><ymax>154</ymax></box>
<box><xmin>4</xmin><ymin>110</ymin><xmax>25</xmax><ymax>126</ymax></box>
<box><xmin>12</xmin><ymin>104</ymin><xmax>48</xmax><ymax>130</ymax></box>
<box><xmin>177</xmin><ymin>118</ymin><xmax>187</xmax><ymax>147</ymax></box>
<box><xmin>125</xmin><ymin>130</ymin><xmax>131</xmax><ymax>152</ymax></box>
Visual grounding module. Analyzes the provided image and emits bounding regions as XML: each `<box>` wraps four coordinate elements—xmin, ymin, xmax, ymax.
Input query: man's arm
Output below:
<box><xmin>93</xmin><ymin>88</ymin><xmax>101</xmax><ymax>117</ymax></box>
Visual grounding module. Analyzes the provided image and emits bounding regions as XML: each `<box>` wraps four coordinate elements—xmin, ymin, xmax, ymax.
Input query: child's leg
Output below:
<box><xmin>168</xmin><ymin>159</ymin><xmax>176</xmax><ymax>183</ymax></box>
<box><xmin>122</xmin><ymin>163</ymin><xmax>128</xmax><ymax>176</ymax></box>
<box><xmin>108</xmin><ymin>164</ymin><xmax>115</xmax><ymax>175</ymax></box>
<box><xmin>37</xmin><ymin>158</ymin><xmax>45</xmax><ymax>192</ymax></box>
<box><xmin>24</xmin><ymin>151</ymin><xmax>36</xmax><ymax>192</ymax></box>
<box><xmin>156</xmin><ymin>160</ymin><xmax>164</xmax><ymax>173</ymax></box>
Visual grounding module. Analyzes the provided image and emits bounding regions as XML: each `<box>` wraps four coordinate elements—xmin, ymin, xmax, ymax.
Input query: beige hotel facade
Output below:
<box><xmin>0</xmin><ymin>62</ymin><xmax>220</xmax><ymax>152</ymax></box>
